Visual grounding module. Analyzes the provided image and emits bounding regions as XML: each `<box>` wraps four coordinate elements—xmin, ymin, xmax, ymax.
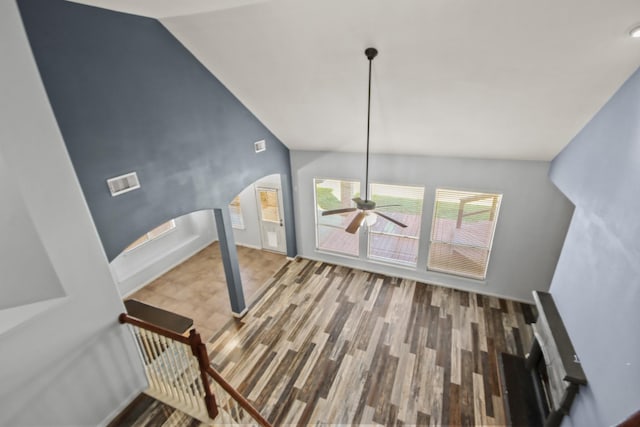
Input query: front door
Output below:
<box><xmin>255</xmin><ymin>187</ymin><xmax>286</xmax><ymax>254</ymax></box>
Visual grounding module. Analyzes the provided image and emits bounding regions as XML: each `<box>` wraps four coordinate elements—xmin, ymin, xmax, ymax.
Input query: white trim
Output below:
<box><xmin>97</xmin><ymin>388</ymin><xmax>144</xmax><ymax>427</ymax></box>
<box><xmin>122</xmin><ymin>238</ymin><xmax>217</xmax><ymax>297</ymax></box>
<box><xmin>232</xmin><ymin>308</ymin><xmax>248</xmax><ymax>318</ymax></box>
<box><xmin>124</xmin><ymin>219</ymin><xmax>177</xmax><ymax>253</ymax></box>
<box><xmin>236</xmin><ymin>242</ymin><xmax>262</xmax><ymax>250</ymax></box>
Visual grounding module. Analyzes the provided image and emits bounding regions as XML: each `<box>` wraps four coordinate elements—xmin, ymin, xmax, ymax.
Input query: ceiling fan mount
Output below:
<box><xmin>364</xmin><ymin>47</ymin><xmax>378</xmax><ymax>61</ymax></box>
<box><xmin>320</xmin><ymin>47</ymin><xmax>408</xmax><ymax>234</ymax></box>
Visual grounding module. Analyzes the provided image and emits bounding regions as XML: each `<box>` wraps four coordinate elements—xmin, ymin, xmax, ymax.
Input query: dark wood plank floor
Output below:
<box><xmin>208</xmin><ymin>258</ymin><xmax>535</xmax><ymax>426</ymax></box>
<box><xmin>108</xmin><ymin>394</ymin><xmax>203</xmax><ymax>427</ymax></box>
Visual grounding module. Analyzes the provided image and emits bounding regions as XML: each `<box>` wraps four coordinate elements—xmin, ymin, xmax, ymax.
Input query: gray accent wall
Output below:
<box><xmin>291</xmin><ymin>150</ymin><xmax>574</xmax><ymax>302</ymax></box>
<box><xmin>17</xmin><ymin>0</ymin><xmax>297</xmax><ymax>261</ymax></box>
<box><xmin>549</xmin><ymin>67</ymin><xmax>640</xmax><ymax>426</ymax></box>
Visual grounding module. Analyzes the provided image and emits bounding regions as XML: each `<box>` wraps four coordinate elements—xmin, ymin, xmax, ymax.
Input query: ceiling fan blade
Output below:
<box><xmin>346</xmin><ymin>211</ymin><xmax>366</xmax><ymax>234</ymax></box>
<box><xmin>321</xmin><ymin>207</ymin><xmax>357</xmax><ymax>216</ymax></box>
<box><xmin>375</xmin><ymin>211</ymin><xmax>408</xmax><ymax>228</ymax></box>
<box><xmin>375</xmin><ymin>204</ymin><xmax>401</xmax><ymax>209</ymax></box>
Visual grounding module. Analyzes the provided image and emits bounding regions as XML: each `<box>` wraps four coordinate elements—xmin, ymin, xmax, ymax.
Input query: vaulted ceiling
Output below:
<box><xmin>68</xmin><ymin>0</ymin><xmax>640</xmax><ymax>160</ymax></box>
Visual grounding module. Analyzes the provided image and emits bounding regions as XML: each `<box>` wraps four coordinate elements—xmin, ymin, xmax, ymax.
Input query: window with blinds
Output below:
<box><xmin>125</xmin><ymin>219</ymin><xmax>176</xmax><ymax>252</ymax></box>
<box><xmin>367</xmin><ymin>183</ymin><xmax>424</xmax><ymax>266</ymax></box>
<box><xmin>427</xmin><ymin>189</ymin><xmax>502</xmax><ymax>280</ymax></box>
<box><xmin>314</xmin><ymin>178</ymin><xmax>360</xmax><ymax>256</ymax></box>
<box><xmin>229</xmin><ymin>195</ymin><xmax>244</xmax><ymax>229</ymax></box>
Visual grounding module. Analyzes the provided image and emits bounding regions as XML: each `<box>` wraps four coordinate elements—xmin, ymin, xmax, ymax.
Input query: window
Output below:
<box><xmin>427</xmin><ymin>189</ymin><xmax>502</xmax><ymax>280</ymax></box>
<box><xmin>314</xmin><ymin>178</ymin><xmax>360</xmax><ymax>256</ymax></box>
<box><xmin>125</xmin><ymin>219</ymin><xmax>176</xmax><ymax>252</ymax></box>
<box><xmin>257</xmin><ymin>188</ymin><xmax>281</xmax><ymax>223</ymax></box>
<box><xmin>367</xmin><ymin>183</ymin><xmax>424</xmax><ymax>266</ymax></box>
<box><xmin>229</xmin><ymin>196</ymin><xmax>244</xmax><ymax>229</ymax></box>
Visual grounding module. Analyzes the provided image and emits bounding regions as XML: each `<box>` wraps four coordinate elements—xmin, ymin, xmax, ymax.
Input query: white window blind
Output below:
<box><xmin>427</xmin><ymin>189</ymin><xmax>502</xmax><ymax>280</ymax></box>
<box><xmin>368</xmin><ymin>183</ymin><xmax>424</xmax><ymax>266</ymax></box>
<box><xmin>125</xmin><ymin>219</ymin><xmax>176</xmax><ymax>252</ymax></box>
<box><xmin>229</xmin><ymin>196</ymin><xmax>244</xmax><ymax>229</ymax></box>
<box><xmin>314</xmin><ymin>178</ymin><xmax>360</xmax><ymax>256</ymax></box>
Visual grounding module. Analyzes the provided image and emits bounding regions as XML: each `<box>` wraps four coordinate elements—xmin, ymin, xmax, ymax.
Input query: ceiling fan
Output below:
<box><xmin>321</xmin><ymin>47</ymin><xmax>408</xmax><ymax>234</ymax></box>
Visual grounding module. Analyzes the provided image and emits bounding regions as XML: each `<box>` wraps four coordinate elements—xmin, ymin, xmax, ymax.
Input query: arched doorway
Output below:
<box><xmin>109</xmin><ymin>175</ymin><xmax>290</xmax><ymax>341</ymax></box>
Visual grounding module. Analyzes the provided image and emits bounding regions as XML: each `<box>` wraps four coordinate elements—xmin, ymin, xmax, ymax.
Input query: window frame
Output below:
<box><xmin>124</xmin><ymin>219</ymin><xmax>176</xmax><ymax>253</ymax></box>
<box><xmin>313</xmin><ymin>177</ymin><xmax>361</xmax><ymax>258</ymax></box>
<box><xmin>229</xmin><ymin>195</ymin><xmax>245</xmax><ymax>230</ymax></box>
<box><xmin>366</xmin><ymin>182</ymin><xmax>425</xmax><ymax>267</ymax></box>
<box><xmin>426</xmin><ymin>188</ymin><xmax>502</xmax><ymax>280</ymax></box>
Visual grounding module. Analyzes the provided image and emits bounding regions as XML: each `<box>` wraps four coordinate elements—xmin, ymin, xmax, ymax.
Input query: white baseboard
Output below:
<box><xmin>236</xmin><ymin>242</ymin><xmax>262</xmax><ymax>250</ymax></box>
<box><xmin>232</xmin><ymin>308</ymin><xmax>248</xmax><ymax>318</ymax></box>
<box><xmin>121</xmin><ymin>238</ymin><xmax>217</xmax><ymax>298</ymax></box>
<box><xmin>97</xmin><ymin>388</ymin><xmax>144</xmax><ymax>427</ymax></box>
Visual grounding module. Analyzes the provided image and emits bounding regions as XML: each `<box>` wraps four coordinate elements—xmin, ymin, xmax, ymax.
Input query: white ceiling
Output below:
<box><xmin>69</xmin><ymin>0</ymin><xmax>640</xmax><ymax>160</ymax></box>
<box><xmin>66</xmin><ymin>0</ymin><xmax>269</xmax><ymax>19</ymax></box>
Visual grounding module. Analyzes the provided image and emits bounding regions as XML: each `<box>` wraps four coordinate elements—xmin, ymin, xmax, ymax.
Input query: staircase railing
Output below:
<box><xmin>119</xmin><ymin>313</ymin><xmax>271</xmax><ymax>426</ymax></box>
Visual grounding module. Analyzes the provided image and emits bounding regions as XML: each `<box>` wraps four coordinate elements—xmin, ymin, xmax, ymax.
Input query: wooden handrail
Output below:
<box><xmin>617</xmin><ymin>409</ymin><xmax>640</xmax><ymax>427</ymax></box>
<box><xmin>204</xmin><ymin>365</ymin><xmax>273</xmax><ymax>427</ymax></box>
<box><xmin>119</xmin><ymin>313</ymin><xmax>190</xmax><ymax>344</ymax></box>
<box><xmin>188</xmin><ymin>330</ymin><xmax>219</xmax><ymax>420</ymax></box>
<box><xmin>120</xmin><ymin>312</ymin><xmax>269</xmax><ymax>425</ymax></box>
<box><xmin>119</xmin><ymin>313</ymin><xmax>217</xmax><ymax>419</ymax></box>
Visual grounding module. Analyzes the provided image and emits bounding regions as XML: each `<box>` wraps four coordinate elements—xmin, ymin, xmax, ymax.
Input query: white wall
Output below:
<box><xmin>0</xmin><ymin>151</ymin><xmax>65</xmax><ymax>312</ymax></box>
<box><xmin>0</xmin><ymin>1</ymin><xmax>145</xmax><ymax>425</ymax></box>
<box><xmin>291</xmin><ymin>150</ymin><xmax>574</xmax><ymax>302</ymax></box>
<box><xmin>110</xmin><ymin>210</ymin><xmax>218</xmax><ymax>296</ymax></box>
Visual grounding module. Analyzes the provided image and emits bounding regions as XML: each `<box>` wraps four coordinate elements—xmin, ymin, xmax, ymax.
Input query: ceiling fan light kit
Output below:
<box><xmin>321</xmin><ymin>48</ymin><xmax>408</xmax><ymax>234</ymax></box>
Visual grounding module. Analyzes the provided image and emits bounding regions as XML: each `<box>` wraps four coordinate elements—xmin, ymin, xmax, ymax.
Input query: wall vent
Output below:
<box><xmin>107</xmin><ymin>172</ymin><xmax>140</xmax><ymax>196</ymax></box>
<box><xmin>254</xmin><ymin>140</ymin><xmax>266</xmax><ymax>153</ymax></box>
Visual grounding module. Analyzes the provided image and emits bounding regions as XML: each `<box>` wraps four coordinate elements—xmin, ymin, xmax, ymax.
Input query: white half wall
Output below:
<box><xmin>111</xmin><ymin>209</ymin><xmax>218</xmax><ymax>297</ymax></box>
<box><xmin>0</xmin><ymin>1</ymin><xmax>145</xmax><ymax>425</ymax></box>
<box><xmin>291</xmin><ymin>150</ymin><xmax>574</xmax><ymax>302</ymax></box>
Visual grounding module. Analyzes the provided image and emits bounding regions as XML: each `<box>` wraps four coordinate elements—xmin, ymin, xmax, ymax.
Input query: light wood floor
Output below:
<box><xmin>209</xmin><ymin>258</ymin><xmax>536</xmax><ymax>426</ymax></box>
<box><xmin>128</xmin><ymin>243</ymin><xmax>287</xmax><ymax>341</ymax></box>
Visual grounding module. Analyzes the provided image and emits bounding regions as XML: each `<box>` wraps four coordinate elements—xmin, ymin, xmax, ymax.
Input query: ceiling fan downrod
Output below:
<box><xmin>319</xmin><ymin>47</ymin><xmax>408</xmax><ymax>234</ymax></box>
<box><xmin>364</xmin><ymin>47</ymin><xmax>377</xmax><ymax>202</ymax></box>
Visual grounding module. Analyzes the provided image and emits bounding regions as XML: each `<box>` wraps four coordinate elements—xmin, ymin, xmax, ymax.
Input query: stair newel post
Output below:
<box><xmin>188</xmin><ymin>329</ymin><xmax>219</xmax><ymax>420</ymax></box>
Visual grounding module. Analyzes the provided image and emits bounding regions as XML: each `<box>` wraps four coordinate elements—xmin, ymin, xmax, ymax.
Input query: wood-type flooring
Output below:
<box><xmin>209</xmin><ymin>258</ymin><xmax>537</xmax><ymax>426</ymax></box>
<box><xmin>108</xmin><ymin>393</ymin><xmax>203</xmax><ymax>427</ymax></box>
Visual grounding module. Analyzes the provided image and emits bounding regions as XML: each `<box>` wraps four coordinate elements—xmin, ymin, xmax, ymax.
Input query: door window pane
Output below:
<box><xmin>258</xmin><ymin>189</ymin><xmax>280</xmax><ymax>223</ymax></box>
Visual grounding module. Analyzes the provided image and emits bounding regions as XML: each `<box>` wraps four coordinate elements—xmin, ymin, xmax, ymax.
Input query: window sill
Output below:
<box><xmin>315</xmin><ymin>248</ymin><xmax>360</xmax><ymax>259</ymax></box>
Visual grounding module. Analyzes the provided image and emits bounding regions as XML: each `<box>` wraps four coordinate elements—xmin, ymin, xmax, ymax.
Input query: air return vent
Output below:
<box><xmin>254</xmin><ymin>139</ymin><xmax>266</xmax><ymax>153</ymax></box>
<box><xmin>107</xmin><ymin>172</ymin><xmax>140</xmax><ymax>196</ymax></box>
